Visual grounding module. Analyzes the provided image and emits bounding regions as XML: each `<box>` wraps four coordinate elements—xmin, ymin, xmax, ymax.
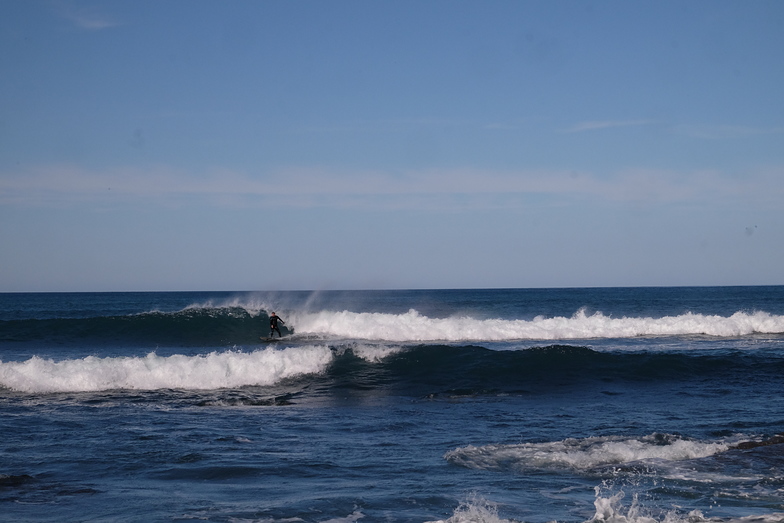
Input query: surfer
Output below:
<box><xmin>269</xmin><ymin>312</ymin><xmax>285</xmax><ymax>338</ymax></box>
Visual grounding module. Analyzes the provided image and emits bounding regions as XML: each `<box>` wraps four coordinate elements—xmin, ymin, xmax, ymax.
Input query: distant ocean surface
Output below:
<box><xmin>1</xmin><ymin>287</ymin><xmax>783</xmax><ymax>523</ymax></box>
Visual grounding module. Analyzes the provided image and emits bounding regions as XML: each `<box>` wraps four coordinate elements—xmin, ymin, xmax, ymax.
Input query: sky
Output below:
<box><xmin>1</xmin><ymin>0</ymin><xmax>783</xmax><ymax>292</ymax></box>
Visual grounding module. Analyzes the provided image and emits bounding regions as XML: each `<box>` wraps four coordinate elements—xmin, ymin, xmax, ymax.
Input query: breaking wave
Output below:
<box><xmin>3</xmin><ymin>343</ymin><xmax>783</xmax><ymax>395</ymax></box>
<box><xmin>290</xmin><ymin>308</ymin><xmax>784</xmax><ymax>341</ymax></box>
<box><xmin>5</xmin><ymin>305</ymin><xmax>782</xmax><ymax>348</ymax></box>
<box><xmin>0</xmin><ymin>346</ymin><xmax>333</xmax><ymax>393</ymax></box>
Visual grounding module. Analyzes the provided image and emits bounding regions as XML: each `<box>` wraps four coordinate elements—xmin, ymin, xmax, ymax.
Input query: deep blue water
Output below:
<box><xmin>1</xmin><ymin>287</ymin><xmax>783</xmax><ymax>522</ymax></box>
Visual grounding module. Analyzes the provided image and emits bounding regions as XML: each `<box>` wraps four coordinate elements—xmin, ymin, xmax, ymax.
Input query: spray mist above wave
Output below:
<box><xmin>290</xmin><ymin>309</ymin><xmax>784</xmax><ymax>341</ymax></box>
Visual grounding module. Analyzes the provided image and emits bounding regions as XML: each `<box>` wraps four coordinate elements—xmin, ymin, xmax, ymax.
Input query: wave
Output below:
<box><xmin>2</xmin><ymin>306</ymin><xmax>783</xmax><ymax>347</ymax></box>
<box><xmin>2</xmin><ymin>344</ymin><xmax>782</xmax><ymax>395</ymax></box>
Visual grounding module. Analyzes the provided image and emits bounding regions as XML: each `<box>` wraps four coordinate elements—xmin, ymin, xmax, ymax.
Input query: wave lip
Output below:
<box><xmin>0</xmin><ymin>346</ymin><xmax>333</xmax><ymax>394</ymax></box>
<box><xmin>444</xmin><ymin>434</ymin><xmax>730</xmax><ymax>473</ymax></box>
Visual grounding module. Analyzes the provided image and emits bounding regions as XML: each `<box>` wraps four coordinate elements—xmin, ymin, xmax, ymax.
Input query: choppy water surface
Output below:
<box><xmin>1</xmin><ymin>287</ymin><xmax>783</xmax><ymax>522</ymax></box>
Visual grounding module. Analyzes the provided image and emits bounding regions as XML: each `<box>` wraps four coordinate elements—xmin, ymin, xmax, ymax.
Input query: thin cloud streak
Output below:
<box><xmin>2</xmin><ymin>164</ymin><xmax>781</xmax><ymax>211</ymax></box>
<box><xmin>562</xmin><ymin>120</ymin><xmax>656</xmax><ymax>133</ymax></box>
<box><xmin>673</xmin><ymin>124</ymin><xmax>784</xmax><ymax>140</ymax></box>
<box><xmin>56</xmin><ymin>3</ymin><xmax>119</xmax><ymax>30</ymax></box>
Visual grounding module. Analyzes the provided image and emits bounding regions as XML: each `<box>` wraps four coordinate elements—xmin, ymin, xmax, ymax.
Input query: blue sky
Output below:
<box><xmin>1</xmin><ymin>0</ymin><xmax>783</xmax><ymax>292</ymax></box>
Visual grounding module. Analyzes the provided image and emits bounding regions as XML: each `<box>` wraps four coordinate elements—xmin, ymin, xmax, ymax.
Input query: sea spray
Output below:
<box><xmin>426</xmin><ymin>495</ymin><xmax>515</xmax><ymax>523</ymax></box>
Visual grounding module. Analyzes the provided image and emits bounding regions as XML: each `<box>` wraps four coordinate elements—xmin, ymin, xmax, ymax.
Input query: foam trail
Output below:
<box><xmin>445</xmin><ymin>434</ymin><xmax>729</xmax><ymax>472</ymax></box>
<box><xmin>289</xmin><ymin>309</ymin><xmax>784</xmax><ymax>342</ymax></box>
<box><xmin>0</xmin><ymin>346</ymin><xmax>333</xmax><ymax>393</ymax></box>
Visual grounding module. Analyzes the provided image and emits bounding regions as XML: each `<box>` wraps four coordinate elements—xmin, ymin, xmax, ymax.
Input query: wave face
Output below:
<box><xmin>0</xmin><ymin>307</ymin><xmax>287</xmax><ymax>347</ymax></box>
<box><xmin>2</xmin><ymin>306</ymin><xmax>783</xmax><ymax>348</ymax></box>
<box><xmin>3</xmin><ymin>344</ymin><xmax>783</xmax><ymax>394</ymax></box>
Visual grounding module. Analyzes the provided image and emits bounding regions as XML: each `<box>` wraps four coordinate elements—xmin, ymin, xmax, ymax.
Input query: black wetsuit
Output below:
<box><xmin>269</xmin><ymin>314</ymin><xmax>285</xmax><ymax>337</ymax></box>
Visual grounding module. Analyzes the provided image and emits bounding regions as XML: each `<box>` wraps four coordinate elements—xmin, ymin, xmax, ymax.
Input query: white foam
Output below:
<box><xmin>425</xmin><ymin>495</ymin><xmax>515</xmax><ymax>523</ymax></box>
<box><xmin>445</xmin><ymin>434</ymin><xmax>729</xmax><ymax>472</ymax></box>
<box><xmin>287</xmin><ymin>309</ymin><xmax>784</xmax><ymax>342</ymax></box>
<box><xmin>591</xmin><ymin>490</ymin><xmax>657</xmax><ymax>523</ymax></box>
<box><xmin>349</xmin><ymin>344</ymin><xmax>405</xmax><ymax>362</ymax></box>
<box><xmin>430</xmin><ymin>490</ymin><xmax>784</xmax><ymax>523</ymax></box>
<box><xmin>589</xmin><ymin>488</ymin><xmax>784</xmax><ymax>523</ymax></box>
<box><xmin>0</xmin><ymin>346</ymin><xmax>333</xmax><ymax>393</ymax></box>
<box><xmin>319</xmin><ymin>510</ymin><xmax>365</xmax><ymax>523</ymax></box>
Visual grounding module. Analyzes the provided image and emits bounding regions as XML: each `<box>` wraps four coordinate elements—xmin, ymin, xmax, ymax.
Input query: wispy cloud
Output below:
<box><xmin>554</xmin><ymin>119</ymin><xmax>783</xmax><ymax>138</ymax></box>
<box><xmin>56</xmin><ymin>3</ymin><xmax>119</xmax><ymax>30</ymax></box>
<box><xmin>3</xmin><ymin>163</ymin><xmax>782</xmax><ymax>211</ymax></box>
<box><xmin>483</xmin><ymin>122</ymin><xmax>519</xmax><ymax>131</ymax></box>
<box><xmin>673</xmin><ymin>124</ymin><xmax>784</xmax><ymax>140</ymax></box>
<box><xmin>562</xmin><ymin>120</ymin><xmax>656</xmax><ymax>134</ymax></box>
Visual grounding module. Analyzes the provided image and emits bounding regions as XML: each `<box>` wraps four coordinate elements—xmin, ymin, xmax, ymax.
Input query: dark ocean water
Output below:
<box><xmin>1</xmin><ymin>287</ymin><xmax>783</xmax><ymax>523</ymax></box>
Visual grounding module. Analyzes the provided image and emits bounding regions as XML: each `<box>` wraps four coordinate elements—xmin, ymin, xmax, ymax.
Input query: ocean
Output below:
<box><xmin>1</xmin><ymin>286</ymin><xmax>783</xmax><ymax>523</ymax></box>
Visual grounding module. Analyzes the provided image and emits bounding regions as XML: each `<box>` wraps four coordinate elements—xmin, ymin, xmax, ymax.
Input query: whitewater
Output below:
<box><xmin>3</xmin><ymin>304</ymin><xmax>783</xmax><ymax>394</ymax></box>
<box><xmin>288</xmin><ymin>308</ymin><xmax>784</xmax><ymax>341</ymax></box>
<box><xmin>0</xmin><ymin>346</ymin><xmax>333</xmax><ymax>393</ymax></box>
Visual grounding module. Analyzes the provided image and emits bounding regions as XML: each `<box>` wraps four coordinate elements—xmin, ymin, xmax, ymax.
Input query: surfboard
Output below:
<box><xmin>260</xmin><ymin>336</ymin><xmax>286</xmax><ymax>342</ymax></box>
